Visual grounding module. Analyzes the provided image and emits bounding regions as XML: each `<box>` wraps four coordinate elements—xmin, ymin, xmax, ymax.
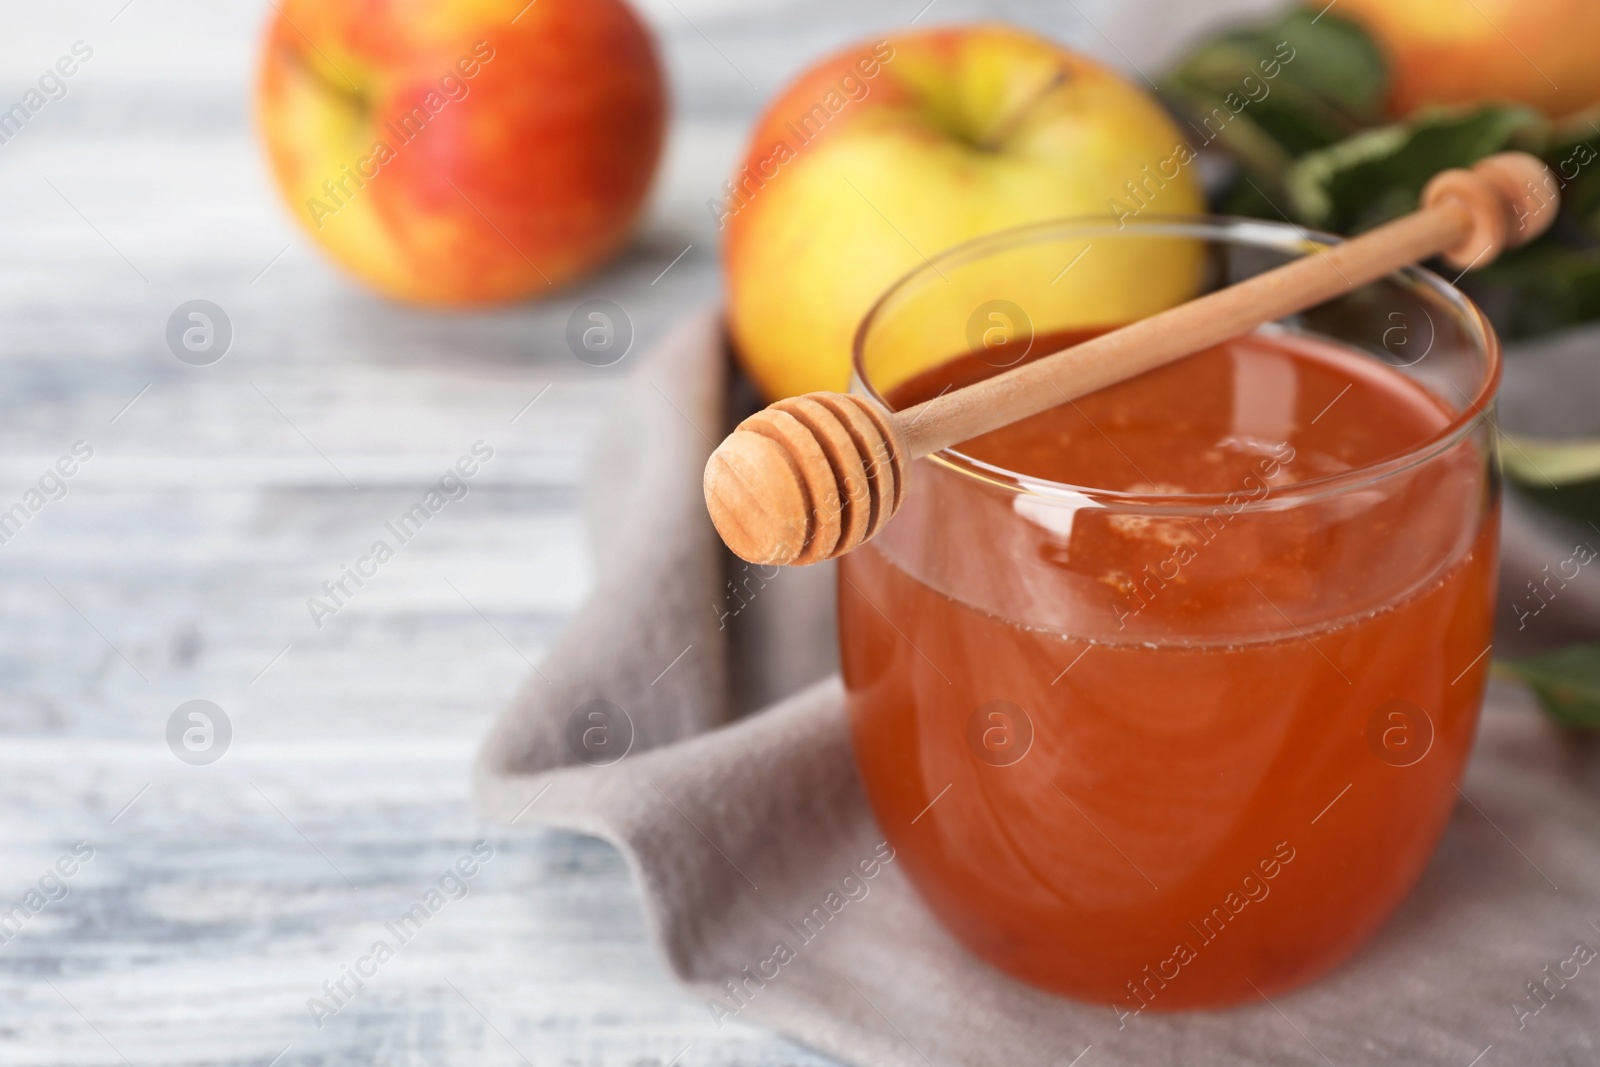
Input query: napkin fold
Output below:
<box><xmin>475</xmin><ymin>309</ymin><xmax>1600</xmax><ymax>1066</ymax></box>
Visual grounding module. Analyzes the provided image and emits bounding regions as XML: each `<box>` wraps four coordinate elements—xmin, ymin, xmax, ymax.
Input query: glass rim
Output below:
<box><xmin>849</xmin><ymin>214</ymin><xmax>1502</xmax><ymax>514</ymax></box>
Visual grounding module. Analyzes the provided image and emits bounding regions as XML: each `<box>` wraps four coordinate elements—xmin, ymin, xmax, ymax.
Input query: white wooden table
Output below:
<box><xmin>0</xmin><ymin>1</ymin><xmax>1274</xmax><ymax>1062</ymax></box>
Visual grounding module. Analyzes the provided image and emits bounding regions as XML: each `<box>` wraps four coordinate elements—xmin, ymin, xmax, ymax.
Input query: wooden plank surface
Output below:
<box><xmin>0</xmin><ymin>0</ymin><xmax>1277</xmax><ymax>1063</ymax></box>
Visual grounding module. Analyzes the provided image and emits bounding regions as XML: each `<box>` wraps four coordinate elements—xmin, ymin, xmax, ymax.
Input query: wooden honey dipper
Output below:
<box><xmin>705</xmin><ymin>152</ymin><xmax>1557</xmax><ymax>567</ymax></box>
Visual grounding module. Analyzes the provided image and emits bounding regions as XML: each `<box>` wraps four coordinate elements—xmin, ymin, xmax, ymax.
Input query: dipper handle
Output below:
<box><xmin>705</xmin><ymin>151</ymin><xmax>1556</xmax><ymax>567</ymax></box>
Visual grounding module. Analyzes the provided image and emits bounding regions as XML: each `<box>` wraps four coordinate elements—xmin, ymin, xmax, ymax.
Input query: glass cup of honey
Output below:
<box><xmin>839</xmin><ymin>217</ymin><xmax>1500</xmax><ymax>1013</ymax></box>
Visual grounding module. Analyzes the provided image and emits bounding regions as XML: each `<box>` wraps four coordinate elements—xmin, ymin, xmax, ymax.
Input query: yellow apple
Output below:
<box><xmin>721</xmin><ymin>25</ymin><xmax>1205</xmax><ymax>401</ymax></box>
<box><xmin>1331</xmin><ymin>0</ymin><xmax>1600</xmax><ymax>118</ymax></box>
<box><xmin>256</xmin><ymin>0</ymin><xmax>666</xmax><ymax>306</ymax></box>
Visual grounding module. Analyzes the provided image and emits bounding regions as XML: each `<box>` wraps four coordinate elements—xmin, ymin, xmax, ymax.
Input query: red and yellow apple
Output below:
<box><xmin>256</xmin><ymin>0</ymin><xmax>665</xmax><ymax>306</ymax></box>
<box><xmin>722</xmin><ymin>25</ymin><xmax>1204</xmax><ymax>401</ymax></box>
<box><xmin>1332</xmin><ymin>0</ymin><xmax>1600</xmax><ymax>118</ymax></box>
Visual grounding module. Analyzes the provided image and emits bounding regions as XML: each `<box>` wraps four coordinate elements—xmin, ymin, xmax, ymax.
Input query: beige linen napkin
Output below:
<box><xmin>475</xmin><ymin>309</ymin><xmax>1600</xmax><ymax>1066</ymax></box>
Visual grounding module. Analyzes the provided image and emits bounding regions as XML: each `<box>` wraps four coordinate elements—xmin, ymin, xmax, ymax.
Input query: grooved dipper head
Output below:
<box><xmin>703</xmin><ymin>392</ymin><xmax>908</xmax><ymax>566</ymax></box>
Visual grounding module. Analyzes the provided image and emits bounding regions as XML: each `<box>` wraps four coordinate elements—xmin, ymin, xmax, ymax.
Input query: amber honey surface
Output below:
<box><xmin>840</xmin><ymin>328</ymin><xmax>1497</xmax><ymax>1011</ymax></box>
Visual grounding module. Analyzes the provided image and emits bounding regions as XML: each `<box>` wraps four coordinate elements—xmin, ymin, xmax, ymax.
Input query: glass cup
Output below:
<box><xmin>838</xmin><ymin>217</ymin><xmax>1500</xmax><ymax>1013</ymax></box>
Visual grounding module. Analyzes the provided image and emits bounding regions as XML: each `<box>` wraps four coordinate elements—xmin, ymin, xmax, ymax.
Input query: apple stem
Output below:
<box><xmin>282</xmin><ymin>44</ymin><xmax>369</xmax><ymax>120</ymax></box>
<box><xmin>974</xmin><ymin>69</ymin><xmax>1070</xmax><ymax>152</ymax></box>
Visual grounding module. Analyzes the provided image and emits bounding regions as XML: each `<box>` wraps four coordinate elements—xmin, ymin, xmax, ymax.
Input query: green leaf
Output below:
<box><xmin>1502</xmin><ymin>434</ymin><xmax>1600</xmax><ymax>487</ymax></box>
<box><xmin>1456</xmin><ymin>117</ymin><xmax>1600</xmax><ymax>339</ymax></box>
<box><xmin>1526</xmin><ymin>123</ymin><xmax>1600</xmax><ymax>242</ymax></box>
<box><xmin>1159</xmin><ymin>9</ymin><xmax>1388</xmax><ymax>187</ymax></box>
<box><xmin>1460</xmin><ymin>241</ymin><xmax>1600</xmax><ymax>338</ymax></box>
<box><xmin>1501</xmin><ymin>434</ymin><xmax>1600</xmax><ymax>525</ymax></box>
<box><xmin>1284</xmin><ymin>106</ymin><xmax>1543</xmax><ymax>232</ymax></box>
<box><xmin>1160</xmin><ymin>6</ymin><xmax>1600</xmax><ymax>345</ymax></box>
<box><xmin>1497</xmin><ymin>646</ymin><xmax>1600</xmax><ymax>729</ymax></box>
<box><xmin>1267</xmin><ymin>11</ymin><xmax>1387</xmax><ymax>124</ymax></box>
